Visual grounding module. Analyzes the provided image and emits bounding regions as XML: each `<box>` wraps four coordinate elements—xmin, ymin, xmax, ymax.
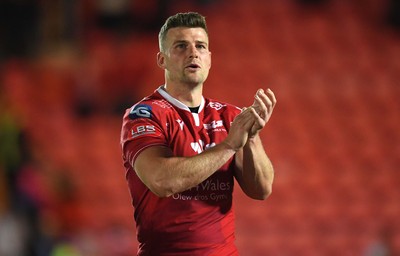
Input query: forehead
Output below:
<box><xmin>165</xmin><ymin>27</ymin><xmax>209</xmax><ymax>44</ymax></box>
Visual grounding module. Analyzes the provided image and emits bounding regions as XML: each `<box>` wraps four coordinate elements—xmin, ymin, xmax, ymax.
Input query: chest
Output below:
<box><xmin>166</xmin><ymin>110</ymin><xmax>229</xmax><ymax>155</ymax></box>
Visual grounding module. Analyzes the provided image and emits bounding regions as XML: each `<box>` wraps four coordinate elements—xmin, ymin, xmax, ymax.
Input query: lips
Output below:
<box><xmin>186</xmin><ymin>63</ymin><xmax>201</xmax><ymax>69</ymax></box>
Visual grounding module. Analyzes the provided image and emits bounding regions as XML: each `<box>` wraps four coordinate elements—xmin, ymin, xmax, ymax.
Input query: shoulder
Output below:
<box><xmin>123</xmin><ymin>93</ymin><xmax>175</xmax><ymax>121</ymax></box>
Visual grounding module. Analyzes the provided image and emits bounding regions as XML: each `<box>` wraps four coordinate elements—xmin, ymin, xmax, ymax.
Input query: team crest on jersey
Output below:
<box><xmin>129</xmin><ymin>104</ymin><xmax>152</xmax><ymax>119</ymax></box>
<box><xmin>207</xmin><ymin>102</ymin><xmax>226</xmax><ymax>110</ymax></box>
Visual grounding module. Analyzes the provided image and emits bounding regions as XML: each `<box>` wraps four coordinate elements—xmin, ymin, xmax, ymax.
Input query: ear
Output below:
<box><xmin>157</xmin><ymin>52</ymin><xmax>166</xmax><ymax>69</ymax></box>
<box><xmin>209</xmin><ymin>51</ymin><xmax>212</xmax><ymax>68</ymax></box>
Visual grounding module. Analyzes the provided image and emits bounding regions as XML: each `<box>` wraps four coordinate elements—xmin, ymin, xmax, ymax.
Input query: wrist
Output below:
<box><xmin>248</xmin><ymin>132</ymin><xmax>260</xmax><ymax>141</ymax></box>
<box><xmin>247</xmin><ymin>133</ymin><xmax>261</xmax><ymax>145</ymax></box>
<box><xmin>221</xmin><ymin>140</ymin><xmax>240</xmax><ymax>152</ymax></box>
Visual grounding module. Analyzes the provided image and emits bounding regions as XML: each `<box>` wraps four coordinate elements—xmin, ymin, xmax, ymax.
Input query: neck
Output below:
<box><xmin>164</xmin><ymin>82</ymin><xmax>203</xmax><ymax>107</ymax></box>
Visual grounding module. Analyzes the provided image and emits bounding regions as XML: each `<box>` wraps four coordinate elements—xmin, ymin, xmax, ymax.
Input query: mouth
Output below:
<box><xmin>186</xmin><ymin>63</ymin><xmax>201</xmax><ymax>70</ymax></box>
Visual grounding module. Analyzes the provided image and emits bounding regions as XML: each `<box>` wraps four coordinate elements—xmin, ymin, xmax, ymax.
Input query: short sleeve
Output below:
<box><xmin>120</xmin><ymin>104</ymin><xmax>168</xmax><ymax>167</ymax></box>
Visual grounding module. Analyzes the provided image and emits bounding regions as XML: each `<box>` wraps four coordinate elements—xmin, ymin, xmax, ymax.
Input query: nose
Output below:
<box><xmin>188</xmin><ymin>44</ymin><xmax>199</xmax><ymax>58</ymax></box>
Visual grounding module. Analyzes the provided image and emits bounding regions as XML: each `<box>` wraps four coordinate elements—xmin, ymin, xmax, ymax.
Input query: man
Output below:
<box><xmin>120</xmin><ymin>12</ymin><xmax>276</xmax><ymax>255</ymax></box>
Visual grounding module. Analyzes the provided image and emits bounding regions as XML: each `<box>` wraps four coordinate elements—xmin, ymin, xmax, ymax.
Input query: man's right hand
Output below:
<box><xmin>223</xmin><ymin>107</ymin><xmax>256</xmax><ymax>151</ymax></box>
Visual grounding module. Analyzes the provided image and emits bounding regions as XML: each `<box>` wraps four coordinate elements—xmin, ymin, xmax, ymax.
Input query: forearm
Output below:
<box><xmin>237</xmin><ymin>134</ymin><xmax>274</xmax><ymax>200</ymax></box>
<box><xmin>134</xmin><ymin>142</ymin><xmax>237</xmax><ymax>197</ymax></box>
<box><xmin>133</xmin><ymin>107</ymin><xmax>259</xmax><ymax>198</ymax></box>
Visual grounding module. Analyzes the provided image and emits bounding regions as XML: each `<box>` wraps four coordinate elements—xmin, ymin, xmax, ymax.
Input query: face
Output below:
<box><xmin>157</xmin><ymin>27</ymin><xmax>211</xmax><ymax>87</ymax></box>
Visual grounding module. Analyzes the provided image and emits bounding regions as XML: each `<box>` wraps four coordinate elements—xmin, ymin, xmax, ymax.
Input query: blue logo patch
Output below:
<box><xmin>129</xmin><ymin>104</ymin><xmax>152</xmax><ymax>119</ymax></box>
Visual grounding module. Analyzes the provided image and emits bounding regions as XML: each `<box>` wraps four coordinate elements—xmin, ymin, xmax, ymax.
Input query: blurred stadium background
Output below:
<box><xmin>0</xmin><ymin>0</ymin><xmax>399</xmax><ymax>255</ymax></box>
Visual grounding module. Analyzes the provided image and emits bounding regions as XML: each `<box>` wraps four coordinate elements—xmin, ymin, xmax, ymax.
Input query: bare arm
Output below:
<box><xmin>234</xmin><ymin>135</ymin><xmax>274</xmax><ymax>200</ymax></box>
<box><xmin>234</xmin><ymin>89</ymin><xmax>277</xmax><ymax>200</ymax></box>
<box><xmin>133</xmin><ymin>107</ymin><xmax>256</xmax><ymax>198</ymax></box>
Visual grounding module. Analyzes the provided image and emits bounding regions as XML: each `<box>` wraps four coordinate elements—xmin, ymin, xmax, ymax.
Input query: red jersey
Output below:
<box><xmin>120</xmin><ymin>86</ymin><xmax>241</xmax><ymax>255</ymax></box>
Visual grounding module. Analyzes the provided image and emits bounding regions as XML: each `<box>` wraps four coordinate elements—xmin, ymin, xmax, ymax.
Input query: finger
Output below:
<box><xmin>249</xmin><ymin>107</ymin><xmax>265</xmax><ymax>126</ymax></box>
<box><xmin>234</xmin><ymin>107</ymin><xmax>255</xmax><ymax>124</ymax></box>
<box><xmin>252</xmin><ymin>90</ymin><xmax>265</xmax><ymax>111</ymax></box>
<box><xmin>254</xmin><ymin>93</ymin><xmax>267</xmax><ymax>108</ymax></box>
<box><xmin>257</xmin><ymin>89</ymin><xmax>273</xmax><ymax>113</ymax></box>
<box><xmin>252</xmin><ymin>92</ymin><xmax>270</xmax><ymax>121</ymax></box>
<box><xmin>265</xmin><ymin>88</ymin><xmax>277</xmax><ymax>108</ymax></box>
<box><xmin>256</xmin><ymin>89</ymin><xmax>277</xmax><ymax>121</ymax></box>
<box><xmin>241</xmin><ymin>107</ymin><xmax>259</xmax><ymax>126</ymax></box>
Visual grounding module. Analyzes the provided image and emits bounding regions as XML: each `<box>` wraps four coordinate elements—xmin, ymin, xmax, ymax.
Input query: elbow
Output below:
<box><xmin>250</xmin><ymin>184</ymin><xmax>273</xmax><ymax>200</ymax></box>
<box><xmin>149</xmin><ymin>180</ymin><xmax>177</xmax><ymax>198</ymax></box>
<box><xmin>260</xmin><ymin>186</ymin><xmax>273</xmax><ymax>200</ymax></box>
<box><xmin>137</xmin><ymin>169</ymin><xmax>178</xmax><ymax>198</ymax></box>
<box><xmin>151</xmin><ymin>189</ymin><xmax>172</xmax><ymax>198</ymax></box>
<box><xmin>254</xmin><ymin>189</ymin><xmax>272</xmax><ymax>200</ymax></box>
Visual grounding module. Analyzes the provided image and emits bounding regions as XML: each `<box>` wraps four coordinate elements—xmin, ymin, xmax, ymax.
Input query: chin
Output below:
<box><xmin>183</xmin><ymin>78</ymin><xmax>205</xmax><ymax>86</ymax></box>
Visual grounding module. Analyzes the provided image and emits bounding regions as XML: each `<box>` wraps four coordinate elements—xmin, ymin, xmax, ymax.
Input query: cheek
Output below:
<box><xmin>165</xmin><ymin>58</ymin><xmax>181</xmax><ymax>71</ymax></box>
<box><xmin>204</xmin><ymin>55</ymin><xmax>212</xmax><ymax>69</ymax></box>
<box><xmin>208</xmin><ymin>53</ymin><xmax>212</xmax><ymax>68</ymax></box>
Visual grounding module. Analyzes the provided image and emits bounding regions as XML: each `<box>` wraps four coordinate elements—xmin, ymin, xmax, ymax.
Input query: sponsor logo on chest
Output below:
<box><xmin>172</xmin><ymin>119</ymin><xmax>225</xmax><ymax>154</ymax></box>
<box><xmin>203</xmin><ymin>120</ymin><xmax>223</xmax><ymax>130</ymax></box>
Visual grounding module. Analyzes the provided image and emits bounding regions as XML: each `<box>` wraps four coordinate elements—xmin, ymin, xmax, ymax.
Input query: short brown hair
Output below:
<box><xmin>158</xmin><ymin>12</ymin><xmax>208</xmax><ymax>52</ymax></box>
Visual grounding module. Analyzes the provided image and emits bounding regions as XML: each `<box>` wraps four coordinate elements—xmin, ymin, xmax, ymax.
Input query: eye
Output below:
<box><xmin>176</xmin><ymin>43</ymin><xmax>187</xmax><ymax>49</ymax></box>
<box><xmin>196</xmin><ymin>44</ymin><xmax>206</xmax><ymax>49</ymax></box>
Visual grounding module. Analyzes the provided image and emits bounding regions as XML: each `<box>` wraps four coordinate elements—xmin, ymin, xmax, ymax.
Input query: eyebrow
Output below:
<box><xmin>172</xmin><ymin>40</ymin><xmax>188</xmax><ymax>45</ymax></box>
<box><xmin>172</xmin><ymin>40</ymin><xmax>208</xmax><ymax>46</ymax></box>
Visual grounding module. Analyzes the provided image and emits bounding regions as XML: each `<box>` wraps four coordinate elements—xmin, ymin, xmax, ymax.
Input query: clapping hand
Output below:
<box><xmin>247</xmin><ymin>88</ymin><xmax>277</xmax><ymax>138</ymax></box>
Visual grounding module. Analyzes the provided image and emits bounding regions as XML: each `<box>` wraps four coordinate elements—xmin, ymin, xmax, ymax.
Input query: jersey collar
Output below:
<box><xmin>157</xmin><ymin>85</ymin><xmax>205</xmax><ymax>113</ymax></box>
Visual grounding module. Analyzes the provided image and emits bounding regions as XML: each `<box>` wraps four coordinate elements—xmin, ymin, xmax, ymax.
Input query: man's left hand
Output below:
<box><xmin>248</xmin><ymin>88</ymin><xmax>277</xmax><ymax>138</ymax></box>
